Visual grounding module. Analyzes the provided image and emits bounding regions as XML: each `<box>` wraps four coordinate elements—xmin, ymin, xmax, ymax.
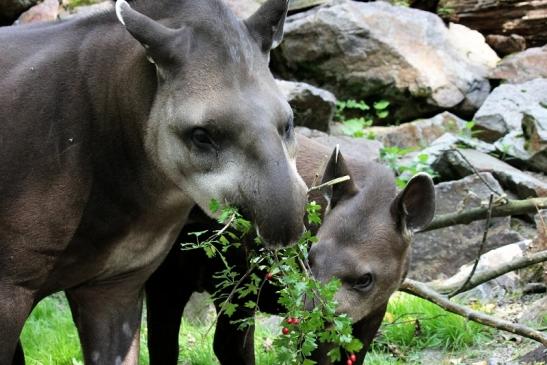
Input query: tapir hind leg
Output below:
<box><xmin>0</xmin><ymin>286</ymin><xmax>33</xmax><ymax>365</ymax></box>
<box><xmin>66</xmin><ymin>282</ymin><xmax>143</xmax><ymax>365</ymax></box>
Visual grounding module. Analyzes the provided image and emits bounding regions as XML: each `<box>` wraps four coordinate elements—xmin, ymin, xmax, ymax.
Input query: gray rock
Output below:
<box><xmin>15</xmin><ymin>0</ymin><xmax>58</xmax><ymax>24</ymax></box>
<box><xmin>224</xmin><ymin>0</ymin><xmax>262</xmax><ymax>18</ymax></box>
<box><xmin>276</xmin><ymin>79</ymin><xmax>336</xmax><ymax>132</ymax></box>
<box><xmin>490</xmin><ymin>46</ymin><xmax>547</xmax><ymax>84</ymax></box>
<box><xmin>495</xmin><ymin>123</ymin><xmax>547</xmax><ymax>173</ymax></box>
<box><xmin>522</xmin><ymin>282</ymin><xmax>547</xmax><ymax>294</ymax></box>
<box><xmin>273</xmin><ymin>0</ymin><xmax>497</xmax><ymax>122</ymax></box>
<box><xmin>309</xmin><ymin>134</ymin><xmax>384</xmax><ymax>161</ymax></box>
<box><xmin>364</xmin><ymin>112</ymin><xmax>466</xmax><ymax>149</ymax></box>
<box><xmin>410</xmin><ymin>173</ymin><xmax>524</xmax><ymax>280</ymax></box>
<box><xmin>183</xmin><ymin>291</ymin><xmax>216</xmax><ymax>325</ymax></box>
<box><xmin>295</xmin><ymin>126</ymin><xmax>328</xmax><ymax>139</ymax></box>
<box><xmin>519</xmin><ymin>295</ymin><xmax>547</xmax><ymax>326</ymax></box>
<box><xmin>395</xmin><ymin>132</ymin><xmax>494</xmax><ymax>183</ymax></box>
<box><xmin>58</xmin><ymin>1</ymin><xmax>111</xmax><ymax>19</ymax></box>
<box><xmin>485</xmin><ymin>34</ymin><xmax>526</xmax><ymax>57</ymax></box>
<box><xmin>473</xmin><ymin>78</ymin><xmax>547</xmax><ymax>142</ymax></box>
<box><xmin>439</xmin><ymin>240</ymin><xmax>533</xmax><ymax>301</ymax></box>
<box><xmin>0</xmin><ymin>0</ymin><xmax>39</xmax><ymax>24</ymax></box>
<box><xmin>432</xmin><ymin>148</ymin><xmax>547</xmax><ymax>198</ymax></box>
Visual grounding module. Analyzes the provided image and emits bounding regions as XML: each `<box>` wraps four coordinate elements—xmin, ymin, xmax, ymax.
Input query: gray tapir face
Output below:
<box><xmin>309</xmin><ymin>149</ymin><xmax>435</xmax><ymax>322</ymax></box>
<box><xmin>116</xmin><ymin>0</ymin><xmax>307</xmax><ymax>247</ymax></box>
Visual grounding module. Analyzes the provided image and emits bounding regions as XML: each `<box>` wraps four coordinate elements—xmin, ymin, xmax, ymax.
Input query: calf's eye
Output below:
<box><xmin>353</xmin><ymin>273</ymin><xmax>374</xmax><ymax>291</ymax></box>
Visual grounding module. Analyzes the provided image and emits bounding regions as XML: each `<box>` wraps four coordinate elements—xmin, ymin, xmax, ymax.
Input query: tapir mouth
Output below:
<box><xmin>255</xmin><ymin>224</ymin><xmax>306</xmax><ymax>249</ymax></box>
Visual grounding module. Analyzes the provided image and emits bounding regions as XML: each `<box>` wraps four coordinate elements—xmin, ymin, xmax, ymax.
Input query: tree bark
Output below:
<box><xmin>422</xmin><ymin>197</ymin><xmax>547</xmax><ymax>232</ymax></box>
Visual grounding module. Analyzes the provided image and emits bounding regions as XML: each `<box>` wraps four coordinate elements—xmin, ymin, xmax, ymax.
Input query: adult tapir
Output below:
<box><xmin>0</xmin><ymin>0</ymin><xmax>308</xmax><ymax>363</ymax></box>
<box><xmin>145</xmin><ymin>134</ymin><xmax>436</xmax><ymax>365</ymax></box>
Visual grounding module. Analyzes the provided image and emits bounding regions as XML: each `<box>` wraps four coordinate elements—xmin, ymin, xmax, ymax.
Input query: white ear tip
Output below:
<box><xmin>334</xmin><ymin>144</ymin><xmax>340</xmax><ymax>163</ymax></box>
<box><xmin>115</xmin><ymin>0</ymin><xmax>129</xmax><ymax>26</ymax></box>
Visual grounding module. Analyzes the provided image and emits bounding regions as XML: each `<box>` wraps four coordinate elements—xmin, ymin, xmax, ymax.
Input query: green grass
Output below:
<box><xmin>20</xmin><ymin>292</ymin><xmax>493</xmax><ymax>364</ymax></box>
<box><xmin>370</xmin><ymin>292</ymin><xmax>493</xmax><ymax>356</ymax></box>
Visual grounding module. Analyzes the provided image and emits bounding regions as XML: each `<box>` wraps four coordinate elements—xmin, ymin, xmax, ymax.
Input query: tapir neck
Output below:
<box><xmin>75</xmin><ymin>14</ymin><xmax>184</xmax><ymax>204</ymax></box>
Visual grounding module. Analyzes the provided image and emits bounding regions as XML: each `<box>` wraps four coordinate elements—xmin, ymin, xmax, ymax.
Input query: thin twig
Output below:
<box><xmin>205</xmin><ymin>264</ymin><xmax>256</xmax><ymax>336</ymax></box>
<box><xmin>400</xmin><ymin>279</ymin><xmax>547</xmax><ymax>346</ymax></box>
<box><xmin>307</xmin><ymin>175</ymin><xmax>350</xmax><ymax>193</ymax></box>
<box><xmin>449</xmin><ymin>194</ymin><xmax>494</xmax><ymax>298</ymax></box>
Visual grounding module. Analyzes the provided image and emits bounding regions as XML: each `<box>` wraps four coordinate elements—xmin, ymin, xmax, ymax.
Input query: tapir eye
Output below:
<box><xmin>191</xmin><ymin>128</ymin><xmax>216</xmax><ymax>150</ymax></box>
<box><xmin>352</xmin><ymin>273</ymin><xmax>374</xmax><ymax>292</ymax></box>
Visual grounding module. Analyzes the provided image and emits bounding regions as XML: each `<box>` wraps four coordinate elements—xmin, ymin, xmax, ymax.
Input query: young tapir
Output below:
<box><xmin>145</xmin><ymin>134</ymin><xmax>435</xmax><ymax>365</ymax></box>
<box><xmin>0</xmin><ymin>0</ymin><xmax>309</xmax><ymax>363</ymax></box>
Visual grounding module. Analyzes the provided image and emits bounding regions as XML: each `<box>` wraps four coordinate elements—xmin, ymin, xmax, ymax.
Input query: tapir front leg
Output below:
<box><xmin>0</xmin><ymin>285</ymin><xmax>34</xmax><ymax>365</ymax></box>
<box><xmin>66</xmin><ymin>283</ymin><xmax>143</xmax><ymax>365</ymax></box>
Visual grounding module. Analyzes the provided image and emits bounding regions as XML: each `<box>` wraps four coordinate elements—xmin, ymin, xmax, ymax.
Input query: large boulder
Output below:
<box><xmin>276</xmin><ymin>80</ymin><xmax>336</xmax><ymax>132</ymax></box>
<box><xmin>272</xmin><ymin>0</ymin><xmax>498</xmax><ymax>122</ymax></box>
<box><xmin>433</xmin><ymin>148</ymin><xmax>547</xmax><ymax>198</ymax></box>
<box><xmin>410</xmin><ymin>173</ymin><xmax>524</xmax><ymax>280</ymax></box>
<box><xmin>473</xmin><ymin>78</ymin><xmax>547</xmax><ymax>142</ymax></box>
<box><xmin>0</xmin><ymin>0</ymin><xmax>38</xmax><ymax>24</ymax></box>
<box><xmin>490</xmin><ymin>46</ymin><xmax>547</xmax><ymax>84</ymax></box>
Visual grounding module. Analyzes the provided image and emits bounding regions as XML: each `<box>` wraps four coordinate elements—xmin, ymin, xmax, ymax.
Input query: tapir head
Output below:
<box><xmin>115</xmin><ymin>0</ymin><xmax>307</xmax><ymax>247</ymax></box>
<box><xmin>308</xmin><ymin>149</ymin><xmax>435</xmax><ymax>322</ymax></box>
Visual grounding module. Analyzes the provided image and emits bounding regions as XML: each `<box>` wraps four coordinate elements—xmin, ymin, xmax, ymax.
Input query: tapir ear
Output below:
<box><xmin>320</xmin><ymin>146</ymin><xmax>358</xmax><ymax>209</ymax></box>
<box><xmin>245</xmin><ymin>0</ymin><xmax>289</xmax><ymax>52</ymax></box>
<box><xmin>391</xmin><ymin>173</ymin><xmax>435</xmax><ymax>232</ymax></box>
<box><xmin>115</xmin><ymin>0</ymin><xmax>183</xmax><ymax>68</ymax></box>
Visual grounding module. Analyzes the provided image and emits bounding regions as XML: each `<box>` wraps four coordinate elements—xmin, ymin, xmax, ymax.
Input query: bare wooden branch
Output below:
<box><xmin>422</xmin><ymin>197</ymin><xmax>547</xmax><ymax>232</ymax></box>
<box><xmin>428</xmin><ymin>249</ymin><xmax>547</xmax><ymax>295</ymax></box>
<box><xmin>400</xmin><ymin>279</ymin><xmax>547</xmax><ymax>346</ymax></box>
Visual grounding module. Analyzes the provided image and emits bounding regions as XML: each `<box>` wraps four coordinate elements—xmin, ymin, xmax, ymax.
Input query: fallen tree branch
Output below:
<box><xmin>428</xmin><ymin>249</ymin><xmax>547</xmax><ymax>295</ymax></box>
<box><xmin>422</xmin><ymin>197</ymin><xmax>547</xmax><ymax>232</ymax></box>
<box><xmin>400</xmin><ymin>279</ymin><xmax>547</xmax><ymax>346</ymax></box>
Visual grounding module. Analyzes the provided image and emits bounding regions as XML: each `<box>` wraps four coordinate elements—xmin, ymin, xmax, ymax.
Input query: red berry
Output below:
<box><xmin>265</xmin><ymin>273</ymin><xmax>273</xmax><ymax>280</ymax></box>
<box><xmin>282</xmin><ymin>327</ymin><xmax>290</xmax><ymax>335</ymax></box>
<box><xmin>286</xmin><ymin>318</ymin><xmax>294</xmax><ymax>324</ymax></box>
<box><xmin>346</xmin><ymin>359</ymin><xmax>353</xmax><ymax>365</ymax></box>
<box><xmin>350</xmin><ymin>354</ymin><xmax>357</xmax><ymax>362</ymax></box>
<box><xmin>292</xmin><ymin>318</ymin><xmax>300</xmax><ymax>325</ymax></box>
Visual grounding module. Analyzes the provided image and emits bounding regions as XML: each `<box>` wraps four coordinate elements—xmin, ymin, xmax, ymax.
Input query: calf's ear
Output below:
<box><xmin>245</xmin><ymin>0</ymin><xmax>289</xmax><ymax>52</ymax></box>
<box><xmin>115</xmin><ymin>0</ymin><xmax>188</xmax><ymax>72</ymax></box>
<box><xmin>320</xmin><ymin>146</ymin><xmax>358</xmax><ymax>209</ymax></box>
<box><xmin>391</xmin><ymin>173</ymin><xmax>435</xmax><ymax>232</ymax></box>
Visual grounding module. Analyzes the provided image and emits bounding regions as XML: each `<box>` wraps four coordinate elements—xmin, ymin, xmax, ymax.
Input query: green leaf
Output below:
<box><xmin>374</xmin><ymin>100</ymin><xmax>390</xmax><ymax>110</ymax></box>
<box><xmin>223</xmin><ymin>302</ymin><xmax>238</xmax><ymax>317</ymax></box>
<box><xmin>209</xmin><ymin>198</ymin><xmax>220</xmax><ymax>213</ymax></box>
<box><xmin>377</xmin><ymin>110</ymin><xmax>389</xmax><ymax>119</ymax></box>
